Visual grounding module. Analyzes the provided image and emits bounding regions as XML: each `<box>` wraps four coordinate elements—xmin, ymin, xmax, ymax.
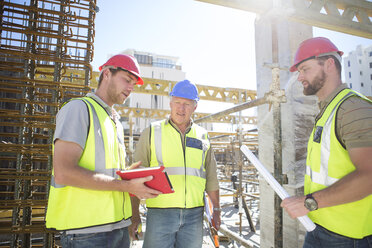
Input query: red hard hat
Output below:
<box><xmin>290</xmin><ymin>37</ymin><xmax>343</xmax><ymax>72</ymax></box>
<box><xmin>99</xmin><ymin>54</ymin><xmax>144</xmax><ymax>85</ymax></box>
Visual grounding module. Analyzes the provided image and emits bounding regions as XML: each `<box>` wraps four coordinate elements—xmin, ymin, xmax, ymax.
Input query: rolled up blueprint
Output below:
<box><xmin>240</xmin><ymin>145</ymin><xmax>316</xmax><ymax>232</ymax></box>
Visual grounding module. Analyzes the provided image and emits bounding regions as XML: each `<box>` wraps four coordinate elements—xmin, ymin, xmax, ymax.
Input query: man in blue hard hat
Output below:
<box><xmin>130</xmin><ymin>80</ymin><xmax>221</xmax><ymax>248</ymax></box>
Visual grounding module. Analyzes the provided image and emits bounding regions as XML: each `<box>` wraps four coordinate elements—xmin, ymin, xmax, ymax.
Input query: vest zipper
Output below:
<box><xmin>170</xmin><ymin>121</ymin><xmax>190</xmax><ymax>209</ymax></box>
<box><xmin>182</xmin><ymin>131</ymin><xmax>187</xmax><ymax>208</ymax></box>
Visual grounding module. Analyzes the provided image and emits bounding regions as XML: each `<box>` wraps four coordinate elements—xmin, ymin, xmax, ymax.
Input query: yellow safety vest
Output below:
<box><xmin>46</xmin><ymin>97</ymin><xmax>132</xmax><ymax>231</ymax></box>
<box><xmin>146</xmin><ymin>120</ymin><xmax>210</xmax><ymax>208</ymax></box>
<box><xmin>305</xmin><ymin>88</ymin><xmax>372</xmax><ymax>239</ymax></box>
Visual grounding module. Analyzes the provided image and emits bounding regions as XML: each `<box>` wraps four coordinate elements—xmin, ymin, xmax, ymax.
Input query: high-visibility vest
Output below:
<box><xmin>146</xmin><ymin>120</ymin><xmax>210</xmax><ymax>208</ymax></box>
<box><xmin>46</xmin><ymin>97</ymin><xmax>132</xmax><ymax>231</ymax></box>
<box><xmin>305</xmin><ymin>88</ymin><xmax>372</xmax><ymax>239</ymax></box>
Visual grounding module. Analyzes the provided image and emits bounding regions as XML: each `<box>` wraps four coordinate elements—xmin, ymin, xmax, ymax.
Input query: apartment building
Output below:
<box><xmin>343</xmin><ymin>44</ymin><xmax>372</xmax><ymax>96</ymax></box>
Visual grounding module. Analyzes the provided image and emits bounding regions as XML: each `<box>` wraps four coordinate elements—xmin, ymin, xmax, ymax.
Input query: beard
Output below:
<box><xmin>107</xmin><ymin>81</ymin><xmax>128</xmax><ymax>105</ymax></box>
<box><xmin>303</xmin><ymin>70</ymin><xmax>326</xmax><ymax>96</ymax></box>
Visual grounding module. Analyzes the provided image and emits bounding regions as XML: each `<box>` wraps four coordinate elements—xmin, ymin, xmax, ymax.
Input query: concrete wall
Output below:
<box><xmin>255</xmin><ymin>16</ymin><xmax>316</xmax><ymax>248</ymax></box>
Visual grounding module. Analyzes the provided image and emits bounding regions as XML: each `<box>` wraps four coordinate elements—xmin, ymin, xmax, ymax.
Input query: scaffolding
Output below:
<box><xmin>0</xmin><ymin>0</ymin><xmax>97</xmax><ymax>247</ymax></box>
<box><xmin>0</xmin><ymin>1</ymin><xmax>281</xmax><ymax>247</ymax></box>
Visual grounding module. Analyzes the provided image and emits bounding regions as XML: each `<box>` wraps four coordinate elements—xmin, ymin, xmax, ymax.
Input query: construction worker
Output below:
<box><xmin>45</xmin><ymin>54</ymin><xmax>161</xmax><ymax>248</ymax></box>
<box><xmin>281</xmin><ymin>37</ymin><xmax>372</xmax><ymax>247</ymax></box>
<box><xmin>131</xmin><ymin>80</ymin><xmax>221</xmax><ymax>248</ymax></box>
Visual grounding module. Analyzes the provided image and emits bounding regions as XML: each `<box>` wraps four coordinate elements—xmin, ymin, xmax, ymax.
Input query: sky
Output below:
<box><xmin>92</xmin><ymin>0</ymin><xmax>254</xmax><ymax>90</ymax></box>
<box><xmin>91</xmin><ymin>0</ymin><xmax>372</xmax><ymax>92</ymax></box>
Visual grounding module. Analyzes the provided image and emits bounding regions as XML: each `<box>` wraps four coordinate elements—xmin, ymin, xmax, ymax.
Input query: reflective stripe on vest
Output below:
<box><xmin>146</xmin><ymin>120</ymin><xmax>209</xmax><ymax>208</ymax></box>
<box><xmin>153</xmin><ymin>122</ymin><xmax>163</xmax><ymax>165</ymax></box>
<box><xmin>305</xmin><ymin>92</ymin><xmax>354</xmax><ymax>186</ymax></box>
<box><xmin>305</xmin><ymin>89</ymin><xmax>372</xmax><ymax>239</ymax></box>
<box><xmin>152</xmin><ymin>121</ymin><xmax>207</xmax><ymax>179</ymax></box>
<box><xmin>46</xmin><ymin>97</ymin><xmax>131</xmax><ymax>231</ymax></box>
<box><xmin>50</xmin><ymin>99</ymin><xmax>123</xmax><ymax>188</ymax></box>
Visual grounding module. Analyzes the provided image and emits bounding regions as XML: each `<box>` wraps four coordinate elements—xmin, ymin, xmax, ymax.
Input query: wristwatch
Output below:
<box><xmin>213</xmin><ymin>207</ymin><xmax>221</xmax><ymax>212</ymax></box>
<box><xmin>304</xmin><ymin>193</ymin><xmax>318</xmax><ymax>211</ymax></box>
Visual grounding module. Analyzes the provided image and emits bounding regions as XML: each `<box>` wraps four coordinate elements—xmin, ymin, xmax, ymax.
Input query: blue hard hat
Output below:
<box><xmin>169</xmin><ymin>80</ymin><xmax>199</xmax><ymax>101</ymax></box>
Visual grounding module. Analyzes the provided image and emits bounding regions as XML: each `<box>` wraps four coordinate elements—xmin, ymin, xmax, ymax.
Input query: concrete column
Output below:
<box><xmin>255</xmin><ymin>16</ymin><xmax>316</xmax><ymax>247</ymax></box>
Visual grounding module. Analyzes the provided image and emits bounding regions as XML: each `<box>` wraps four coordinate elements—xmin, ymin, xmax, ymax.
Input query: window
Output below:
<box><xmin>370</xmin><ymin>74</ymin><xmax>372</xmax><ymax>80</ymax></box>
<box><xmin>361</xmin><ymin>82</ymin><xmax>364</xmax><ymax>87</ymax></box>
<box><xmin>360</xmin><ymin>71</ymin><xmax>363</xmax><ymax>76</ymax></box>
<box><xmin>349</xmin><ymin>72</ymin><xmax>351</xmax><ymax>78</ymax></box>
<box><xmin>359</xmin><ymin>59</ymin><xmax>362</xmax><ymax>64</ymax></box>
<box><xmin>153</xmin><ymin>58</ymin><xmax>176</xmax><ymax>69</ymax></box>
<box><xmin>370</xmin><ymin>62</ymin><xmax>372</xmax><ymax>68</ymax></box>
<box><xmin>134</xmin><ymin>54</ymin><xmax>152</xmax><ymax>65</ymax></box>
<box><xmin>350</xmin><ymin>83</ymin><xmax>352</xmax><ymax>88</ymax></box>
<box><xmin>369</xmin><ymin>51</ymin><xmax>372</xmax><ymax>56</ymax></box>
<box><xmin>348</xmin><ymin>61</ymin><xmax>350</xmax><ymax>67</ymax></box>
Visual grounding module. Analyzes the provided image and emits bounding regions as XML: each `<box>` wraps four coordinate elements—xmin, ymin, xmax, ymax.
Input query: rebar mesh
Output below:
<box><xmin>0</xmin><ymin>0</ymin><xmax>97</xmax><ymax>247</ymax></box>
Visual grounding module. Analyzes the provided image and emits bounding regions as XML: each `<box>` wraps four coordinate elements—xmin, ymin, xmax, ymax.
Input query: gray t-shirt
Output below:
<box><xmin>54</xmin><ymin>99</ymin><xmax>88</xmax><ymax>149</ymax></box>
<box><xmin>317</xmin><ymin>84</ymin><xmax>372</xmax><ymax>149</ymax></box>
<box><xmin>54</xmin><ymin>93</ymin><xmax>131</xmax><ymax>234</ymax></box>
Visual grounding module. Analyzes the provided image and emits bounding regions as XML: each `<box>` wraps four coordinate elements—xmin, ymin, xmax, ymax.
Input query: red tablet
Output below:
<box><xmin>116</xmin><ymin>166</ymin><xmax>174</xmax><ymax>194</ymax></box>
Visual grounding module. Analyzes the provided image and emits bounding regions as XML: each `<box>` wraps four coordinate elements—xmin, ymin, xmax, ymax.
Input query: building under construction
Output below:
<box><xmin>0</xmin><ymin>0</ymin><xmax>371</xmax><ymax>247</ymax></box>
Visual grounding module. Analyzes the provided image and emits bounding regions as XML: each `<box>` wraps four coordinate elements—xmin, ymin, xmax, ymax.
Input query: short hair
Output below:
<box><xmin>316</xmin><ymin>55</ymin><xmax>342</xmax><ymax>78</ymax></box>
<box><xmin>170</xmin><ymin>96</ymin><xmax>198</xmax><ymax>106</ymax></box>
<box><xmin>97</xmin><ymin>67</ymin><xmax>124</xmax><ymax>88</ymax></box>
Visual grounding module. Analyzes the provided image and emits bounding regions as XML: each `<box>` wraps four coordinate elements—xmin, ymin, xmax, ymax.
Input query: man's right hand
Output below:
<box><xmin>123</xmin><ymin>176</ymin><xmax>161</xmax><ymax>199</ymax></box>
<box><xmin>281</xmin><ymin>195</ymin><xmax>309</xmax><ymax>219</ymax></box>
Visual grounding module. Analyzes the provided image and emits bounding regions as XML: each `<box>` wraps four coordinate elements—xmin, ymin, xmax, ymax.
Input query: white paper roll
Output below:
<box><xmin>240</xmin><ymin>145</ymin><xmax>316</xmax><ymax>232</ymax></box>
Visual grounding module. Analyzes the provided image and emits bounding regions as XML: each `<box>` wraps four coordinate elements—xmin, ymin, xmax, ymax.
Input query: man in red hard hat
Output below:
<box><xmin>131</xmin><ymin>80</ymin><xmax>220</xmax><ymax>248</ymax></box>
<box><xmin>281</xmin><ymin>37</ymin><xmax>372</xmax><ymax>247</ymax></box>
<box><xmin>46</xmin><ymin>54</ymin><xmax>161</xmax><ymax>248</ymax></box>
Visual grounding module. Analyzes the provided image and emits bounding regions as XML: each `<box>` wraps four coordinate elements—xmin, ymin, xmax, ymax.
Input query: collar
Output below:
<box><xmin>318</xmin><ymin>83</ymin><xmax>349</xmax><ymax>111</ymax></box>
<box><xmin>166</xmin><ymin>117</ymin><xmax>193</xmax><ymax>134</ymax></box>
<box><xmin>86</xmin><ymin>93</ymin><xmax>120</xmax><ymax>121</ymax></box>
